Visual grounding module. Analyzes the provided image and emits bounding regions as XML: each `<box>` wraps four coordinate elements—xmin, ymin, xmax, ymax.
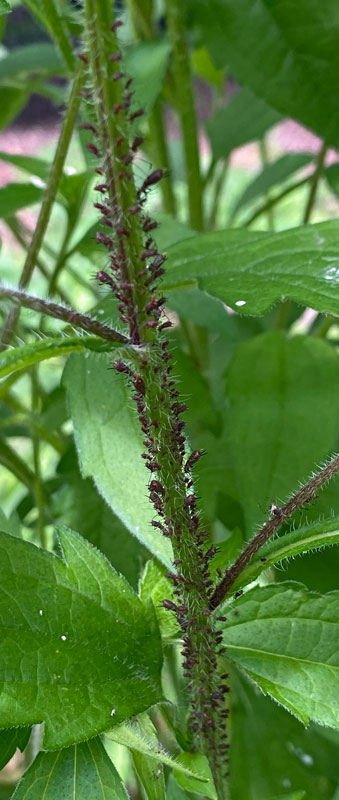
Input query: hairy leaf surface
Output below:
<box><xmin>222</xmin><ymin>583</ymin><xmax>339</xmax><ymax>728</ymax></box>
<box><xmin>11</xmin><ymin>737</ymin><xmax>129</xmax><ymax>799</ymax></box>
<box><xmin>63</xmin><ymin>353</ymin><xmax>172</xmax><ymax>566</ymax></box>
<box><xmin>0</xmin><ymin>527</ymin><xmax>163</xmax><ymax>748</ymax></box>
<box><xmin>165</xmin><ymin>221</ymin><xmax>339</xmax><ymax>316</ymax></box>
<box><xmin>226</xmin><ymin>332</ymin><xmax>339</xmax><ymax>532</ymax></box>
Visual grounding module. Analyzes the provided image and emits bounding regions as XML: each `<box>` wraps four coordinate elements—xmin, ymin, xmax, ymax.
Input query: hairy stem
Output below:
<box><xmin>210</xmin><ymin>453</ymin><xmax>339</xmax><ymax>609</ymax></box>
<box><xmin>82</xmin><ymin>8</ymin><xmax>229</xmax><ymax>795</ymax></box>
<box><xmin>0</xmin><ymin>62</ymin><xmax>85</xmax><ymax>348</ymax></box>
<box><xmin>0</xmin><ymin>286</ymin><xmax>128</xmax><ymax>344</ymax></box>
<box><xmin>165</xmin><ymin>0</ymin><xmax>203</xmax><ymax>230</ymax></box>
<box><xmin>302</xmin><ymin>140</ymin><xmax>327</xmax><ymax>224</ymax></box>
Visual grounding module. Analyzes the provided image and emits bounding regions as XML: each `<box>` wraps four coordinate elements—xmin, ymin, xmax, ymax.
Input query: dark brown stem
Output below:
<box><xmin>0</xmin><ymin>286</ymin><xmax>129</xmax><ymax>345</ymax></box>
<box><xmin>210</xmin><ymin>453</ymin><xmax>339</xmax><ymax>610</ymax></box>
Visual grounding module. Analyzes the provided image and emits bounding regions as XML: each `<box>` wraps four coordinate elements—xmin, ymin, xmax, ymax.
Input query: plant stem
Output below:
<box><xmin>0</xmin><ymin>286</ymin><xmax>129</xmax><ymax>344</ymax></box>
<box><xmin>210</xmin><ymin>453</ymin><xmax>339</xmax><ymax>609</ymax></box>
<box><xmin>302</xmin><ymin>140</ymin><xmax>327</xmax><ymax>224</ymax></box>
<box><xmin>242</xmin><ymin>175</ymin><xmax>310</xmax><ymax>227</ymax></box>
<box><xmin>127</xmin><ymin>0</ymin><xmax>176</xmax><ymax>215</ymax></box>
<box><xmin>208</xmin><ymin>159</ymin><xmax>228</xmax><ymax>229</ymax></box>
<box><xmin>258</xmin><ymin>137</ymin><xmax>275</xmax><ymax>230</ymax></box>
<box><xmin>31</xmin><ymin>369</ymin><xmax>46</xmax><ymax>549</ymax></box>
<box><xmin>165</xmin><ymin>0</ymin><xmax>203</xmax><ymax>230</ymax></box>
<box><xmin>148</xmin><ymin>101</ymin><xmax>177</xmax><ymax>215</ymax></box>
<box><xmin>0</xmin><ymin>62</ymin><xmax>86</xmax><ymax>348</ymax></box>
<box><xmin>82</xmin><ymin>9</ymin><xmax>230</xmax><ymax>794</ymax></box>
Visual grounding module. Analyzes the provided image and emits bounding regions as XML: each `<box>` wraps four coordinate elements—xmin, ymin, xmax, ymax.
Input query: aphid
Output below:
<box><xmin>270</xmin><ymin>503</ymin><xmax>283</xmax><ymax>519</ymax></box>
<box><xmin>162</xmin><ymin>599</ymin><xmax>178</xmax><ymax>612</ymax></box>
<box><xmin>185</xmin><ymin>449</ymin><xmax>203</xmax><ymax>472</ymax></box>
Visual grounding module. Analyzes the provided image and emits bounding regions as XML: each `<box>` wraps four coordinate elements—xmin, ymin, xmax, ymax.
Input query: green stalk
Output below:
<box><xmin>148</xmin><ymin>101</ymin><xmax>177</xmax><ymax>215</ymax></box>
<box><xmin>31</xmin><ymin>370</ymin><xmax>46</xmax><ymax>549</ymax></box>
<box><xmin>165</xmin><ymin>0</ymin><xmax>203</xmax><ymax>230</ymax></box>
<box><xmin>0</xmin><ymin>62</ymin><xmax>86</xmax><ymax>348</ymax></box>
<box><xmin>127</xmin><ymin>0</ymin><xmax>177</xmax><ymax>215</ymax></box>
<box><xmin>302</xmin><ymin>140</ymin><xmax>327</xmax><ymax>224</ymax></box>
<box><xmin>258</xmin><ymin>137</ymin><xmax>275</xmax><ymax>230</ymax></box>
<box><xmin>208</xmin><ymin>159</ymin><xmax>228</xmax><ymax>229</ymax></box>
<box><xmin>243</xmin><ymin>175</ymin><xmax>310</xmax><ymax>227</ymax></box>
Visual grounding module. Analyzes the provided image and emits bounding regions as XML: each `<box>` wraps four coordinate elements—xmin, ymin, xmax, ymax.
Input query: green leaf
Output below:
<box><xmin>225</xmin><ymin>333</ymin><xmax>339</xmax><ymax>532</ymax></box>
<box><xmin>0</xmin><ymin>727</ymin><xmax>30</xmax><ymax>772</ymax></box>
<box><xmin>107</xmin><ymin>719</ymin><xmax>207</xmax><ymax>782</ymax></box>
<box><xmin>127</xmin><ymin>713</ymin><xmax>166</xmax><ymax>800</ymax></box>
<box><xmin>173</xmin><ymin>752</ymin><xmax>217</xmax><ymax>800</ymax></box>
<box><xmin>222</xmin><ymin>582</ymin><xmax>339</xmax><ymax>728</ymax></box>
<box><xmin>0</xmin><ymin>337</ymin><xmax>94</xmax><ymax>380</ymax></box>
<box><xmin>11</xmin><ymin>737</ymin><xmax>129</xmax><ymax>799</ymax></box>
<box><xmin>192</xmin><ymin>0</ymin><xmax>339</xmax><ymax>145</ymax></box>
<box><xmin>63</xmin><ymin>353</ymin><xmax>172</xmax><ymax>567</ymax></box>
<box><xmin>192</xmin><ymin>46</ymin><xmax>224</xmax><ymax>89</ymax></box>
<box><xmin>0</xmin><ymin>526</ymin><xmax>163</xmax><ymax>749</ymax></box>
<box><xmin>227</xmin><ymin>332</ymin><xmax>339</xmax><ymax>533</ymax></box>
<box><xmin>125</xmin><ymin>41</ymin><xmax>171</xmax><ymax>113</ymax></box>
<box><xmin>139</xmin><ymin>560</ymin><xmax>180</xmax><ymax>639</ymax></box>
<box><xmin>0</xmin><ymin>0</ymin><xmax>11</xmax><ymax>15</ymax></box>
<box><xmin>166</xmin><ymin>775</ymin><xmax>188</xmax><ymax>799</ymax></box>
<box><xmin>38</xmin><ymin>0</ymin><xmax>75</xmax><ymax>72</ymax></box>
<box><xmin>324</xmin><ymin>164</ymin><xmax>339</xmax><ymax>198</ymax></box>
<box><xmin>0</xmin><ymin>152</ymin><xmax>50</xmax><ymax>181</ymax></box>
<box><xmin>165</xmin><ymin>220</ymin><xmax>339</xmax><ymax>317</ymax></box>
<box><xmin>232</xmin><ymin>516</ymin><xmax>339</xmax><ymax>592</ymax></box>
<box><xmin>0</xmin><ymin>87</ymin><xmax>28</xmax><ymax>128</ymax></box>
<box><xmin>0</xmin><ymin>43</ymin><xmax>65</xmax><ymax>81</ymax></box>
<box><xmin>206</xmin><ymin>87</ymin><xmax>282</xmax><ymax>161</ymax></box>
<box><xmin>0</xmin><ymin>184</ymin><xmax>42</xmax><ymax>218</ymax></box>
<box><xmin>232</xmin><ymin>153</ymin><xmax>314</xmax><ymax>216</ymax></box>
<box><xmin>54</xmin><ymin>449</ymin><xmax>147</xmax><ymax>589</ymax></box>
<box><xmin>231</xmin><ymin>669</ymin><xmax>338</xmax><ymax>800</ymax></box>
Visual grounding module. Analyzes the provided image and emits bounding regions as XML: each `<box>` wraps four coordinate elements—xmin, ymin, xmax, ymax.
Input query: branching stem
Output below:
<box><xmin>0</xmin><ymin>286</ymin><xmax>128</xmax><ymax>345</ymax></box>
<box><xmin>210</xmin><ymin>453</ymin><xmax>339</xmax><ymax>609</ymax></box>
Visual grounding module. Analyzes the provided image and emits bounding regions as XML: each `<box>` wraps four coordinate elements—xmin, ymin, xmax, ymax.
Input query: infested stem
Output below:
<box><xmin>0</xmin><ymin>286</ymin><xmax>128</xmax><ymax>345</ymax></box>
<box><xmin>81</xmin><ymin>8</ymin><xmax>230</xmax><ymax>795</ymax></box>
<box><xmin>210</xmin><ymin>453</ymin><xmax>339</xmax><ymax>610</ymax></box>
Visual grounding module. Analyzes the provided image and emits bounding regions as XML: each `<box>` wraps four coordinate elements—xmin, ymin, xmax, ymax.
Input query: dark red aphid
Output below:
<box><xmin>96</xmin><ymin>232</ymin><xmax>112</xmax><ymax>248</ymax></box>
<box><xmin>185</xmin><ymin>449</ymin><xmax>203</xmax><ymax>472</ymax></box>
<box><xmin>130</xmin><ymin>108</ymin><xmax>144</xmax><ymax>122</ymax></box>
<box><xmin>139</xmin><ymin>170</ymin><xmax>163</xmax><ymax>194</ymax></box>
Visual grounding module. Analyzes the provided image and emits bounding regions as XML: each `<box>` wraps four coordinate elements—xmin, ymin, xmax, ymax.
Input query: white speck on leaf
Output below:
<box><xmin>300</xmin><ymin>753</ymin><xmax>313</xmax><ymax>766</ymax></box>
<box><xmin>39</xmin><ymin>610</ymin><xmax>43</xmax><ymax>616</ymax></box>
<box><xmin>110</xmin><ymin>708</ymin><xmax>116</xmax><ymax>717</ymax></box>
<box><xmin>235</xmin><ymin>300</ymin><xmax>246</xmax><ymax>307</ymax></box>
<box><xmin>61</xmin><ymin>635</ymin><xmax>67</xmax><ymax>641</ymax></box>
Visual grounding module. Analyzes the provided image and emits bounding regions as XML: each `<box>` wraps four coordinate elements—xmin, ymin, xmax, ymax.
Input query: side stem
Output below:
<box><xmin>210</xmin><ymin>453</ymin><xmax>339</xmax><ymax>609</ymax></box>
<box><xmin>0</xmin><ymin>286</ymin><xmax>128</xmax><ymax>344</ymax></box>
<box><xmin>302</xmin><ymin>140</ymin><xmax>327</xmax><ymax>224</ymax></box>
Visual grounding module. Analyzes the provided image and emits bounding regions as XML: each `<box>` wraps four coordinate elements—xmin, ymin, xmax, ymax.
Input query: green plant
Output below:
<box><xmin>0</xmin><ymin>1</ymin><xmax>339</xmax><ymax>799</ymax></box>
